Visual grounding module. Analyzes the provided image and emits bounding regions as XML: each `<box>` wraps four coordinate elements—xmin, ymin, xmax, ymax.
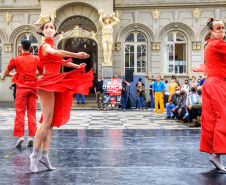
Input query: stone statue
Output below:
<box><xmin>98</xmin><ymin>9</ymin><xmax>120</xmax><ymax>64</ymax></box>
<box><xmin>35</xmin><ymin>8</ymin><xmax>56</xmax><ymax>27</ymax></box>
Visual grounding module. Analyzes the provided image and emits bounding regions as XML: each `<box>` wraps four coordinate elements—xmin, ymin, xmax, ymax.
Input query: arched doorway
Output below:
<box><xmin>58</xmin><ymin>37</ymin><xmax>98</xmax><ymax>80</ymax></box>
<box><xmin>58</xmin><ymin>16</ymin><xmax>98</xmax><ymax>81</ymax></box>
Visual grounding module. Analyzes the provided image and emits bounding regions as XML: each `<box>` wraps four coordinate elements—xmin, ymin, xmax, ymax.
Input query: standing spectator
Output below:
<box><xmin>148</xmin><ymin>79</ymin><xmax>155</xmax><ymax>111</ymax></box>
<box><xmin>187</xmin><ymin>86</ymin><xmax>202</xmax><ymax>127</ymax></box>
<box><xmin>164</xmin><ymin>79</ymin><xmax>169</xmax><ymax>107</ymax></box>
<box><xmin>186</xmin><ymin>84</ymin><xmax>199</xmax><ymax>123</ymax></box>
<box><xmin>172</xmin><ymin>88</ymin><xmax>187</xmax><ymax>121</ymax></box>
<box><xmin>9</xmin><ymin>83</ymin><xmax>17</xmax><ymax>102</ymax></box>
<box><xmin>200</xmin><ymin>77</ymin><xmax>206</xmax><ymax>86</ymax></box>
<box><xmin>182</xmin><ymin>79</ymin><xmax>190</xmax><ymax>94</ymax></box>
<box><xmin>197</xmin><ymin>79</ymin><xmax>201</xmax><ymax>86</ymax></box>
<box><xmin>121</xmin><ymin>77</ymin><xmax>130</xmax><ymax>111</ymax></box>
<box><xmin>176</xmin><ymin>79</ymin><xmax>181</xmax><ymax>88</ymax></box>
<box><xmin>94</xmin><ymin>76</ymin><xmax>106</xmax><ymax>111</ymax></box>
<box><xmin>77</xmin><ymin>93</ymin><xmax>85</xmax><ymax>106</ymax></box>
<box><xmin>152</xmin><ymin>75</ymin><xmax>165</xmax><ymax>113</ymax></box>
<box><xmin>136</xmin><ymin>81</ymin><xmax>145</xmax><ymax>110</ymax></box>
<box><xmin>165</xmin><ymin>86</ymin><xmax>181</xmax><ymax>119</ymax></box>
<box><xmin>168</xmin><ymin>76</ymin><xmax>178</xmax><ymax>101</ymax></box>
<box><xmin>191</xmin><ymin>76</ymin><xmax>197</xmax><ymax>85</ymax></box>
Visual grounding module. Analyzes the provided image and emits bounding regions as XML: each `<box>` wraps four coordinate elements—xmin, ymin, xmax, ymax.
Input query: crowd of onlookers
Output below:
<box><xmin>78</xmin><ymin>75</ymin><xmax>204</xmax><ymax>128</ymax></box>
<box><xmin>150</xmin><ymin>75</ymin><xmax>204</xmax><ymax>127</ymax></box>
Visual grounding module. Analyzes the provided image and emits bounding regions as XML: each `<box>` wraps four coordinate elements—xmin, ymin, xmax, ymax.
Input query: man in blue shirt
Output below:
<box><xmin>152</xmin><ymin>75</ymin><xmax>165</xmax><ymax>113</ymax></box>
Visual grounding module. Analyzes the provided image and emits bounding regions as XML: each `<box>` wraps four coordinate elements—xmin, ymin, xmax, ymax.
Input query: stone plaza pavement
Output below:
<box><xmin>1</xmin><ymin>109</ymin><xmax>226</xmax><ymax>185</ymax></box>
<box><xmin>0</xmin><ymin>109</ymin><xmax>199</xmax><ymax>130</ymax></box>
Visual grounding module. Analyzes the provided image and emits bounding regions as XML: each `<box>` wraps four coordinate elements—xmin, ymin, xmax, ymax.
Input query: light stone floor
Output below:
<box><xmin>0</xmin><ymin>108</ymin><xmax>200</xmax><ymax>130</ymax></box>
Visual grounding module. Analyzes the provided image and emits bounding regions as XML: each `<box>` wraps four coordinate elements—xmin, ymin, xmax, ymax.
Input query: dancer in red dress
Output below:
<box><xmin>193</xmin><ymin>18</ymin><xmax>226</xmax><ymax>172</ymax></box>
<box><xmin>20</xmin><ymin>22</ymin><xmax>93</xmax><ymax>173</ymax></box>
<box><xmin>4</xmin><ymin>40</ymin><xmax>43</xmax><ymax>147</ymax></box>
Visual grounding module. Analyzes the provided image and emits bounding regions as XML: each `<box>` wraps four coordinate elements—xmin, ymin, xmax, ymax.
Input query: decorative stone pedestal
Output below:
<box><xmin>102</xmin><ymin>65</ymin><xmax>113</xmax><ymax>79</ymax></box>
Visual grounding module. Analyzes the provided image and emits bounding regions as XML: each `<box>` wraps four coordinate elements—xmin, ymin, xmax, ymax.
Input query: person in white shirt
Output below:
<box><xmin>182</xmin><ymin>79</ymin><xmax>190</xmax><ymax>94</ymax></box>
<box><xmin>164</xmin><ymin>79</ymin><xmax>169</xmax><ymax>107</ymax></box>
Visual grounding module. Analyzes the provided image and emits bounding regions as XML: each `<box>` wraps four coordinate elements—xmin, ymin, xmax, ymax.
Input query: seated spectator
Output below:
<box><xmin>184</xmin><ymin>84</ymin><xmax>199</xmax><ymax>123</ymax></box>
<box><xmin>187</xmin><ymin>86</ymin><xmax>202</xmax><ymax>127</ymax></box>
<box><xmin>172</xmin><ymin>88</ymin><xmax>187</xmax><ymax>121</ymax></box>
<box><xmin>164</xmin><ymin>86</ymin><xmax>181</xmax><ymax>119</ymax></box>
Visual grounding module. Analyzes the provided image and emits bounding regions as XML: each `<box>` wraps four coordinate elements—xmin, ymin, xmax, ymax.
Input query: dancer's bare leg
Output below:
<box><xmin>30</xmin><ymin>90</ymin><xmax>55</xmax><ymax>173</ymax></box>
<box><xmin>39</xmin><ymin>127</ymin><xmax>56</xmax><ymax>170</ymax></box>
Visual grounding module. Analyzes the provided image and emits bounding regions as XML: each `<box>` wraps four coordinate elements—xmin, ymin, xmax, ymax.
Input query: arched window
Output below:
<box><xmin>164</xmin><ymin>31</ymin><xmax>187</xmax><ymax>74</ymax></box>
<box><xmin>125</xmin><ymin>32</ymin><xmax>147</xmax><ymax>74</ymax></box>
<box><xmin>17</xmin><ymin>33</ymin><xmax>38</xmax><ymax>56</ymax></box>
<box><xmin>0</xmin><ymin>39</ymin><xmax>2</xmax><ymax>73</ymax></box>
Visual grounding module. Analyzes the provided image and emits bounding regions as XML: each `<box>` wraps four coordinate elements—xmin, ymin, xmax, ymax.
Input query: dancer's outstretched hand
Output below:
<box><xmin>78</xmin><ymin>63</ymin><xmax>87</xmax><ymax>68</ymax></box>
<box><xmin>77</xmin><ymin>52</ymin><xmax>90</xmax><ymax>59</ymax></box>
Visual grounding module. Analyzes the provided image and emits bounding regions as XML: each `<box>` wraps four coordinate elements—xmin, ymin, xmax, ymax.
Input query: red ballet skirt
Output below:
<box><xmin>16</xmin><ymin>38</ymin><xmax>94</xmax><ymax>127</ymax></box>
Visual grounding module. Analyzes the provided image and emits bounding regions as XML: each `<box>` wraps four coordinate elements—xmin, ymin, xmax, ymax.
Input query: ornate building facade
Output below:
<box><xmin>0</xmin><ymin>0</ymin><xmax>226</xmax><ymax>103</ymax></box>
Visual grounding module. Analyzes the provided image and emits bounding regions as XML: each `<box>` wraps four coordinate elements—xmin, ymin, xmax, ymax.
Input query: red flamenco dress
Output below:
<box><xmin>17</xmin><ymin>38</ymin><xmax>94</xmax><ymax>128</ymax></box>
<box><xmin>192</xmin><ymin>38</ymin><xmax>226</xmax><ymax>154</ymax></box>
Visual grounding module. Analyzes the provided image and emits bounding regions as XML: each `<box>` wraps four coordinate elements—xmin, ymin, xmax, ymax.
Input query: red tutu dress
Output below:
<box><xmin>193</xmin><ymin>38</ymin><xmax>226</xmax><ymax>153</ymax></box>
<box><xmin>17</xmin><ymin>38</ymin><xmax>94</xmax><ymax>128</ymax></box>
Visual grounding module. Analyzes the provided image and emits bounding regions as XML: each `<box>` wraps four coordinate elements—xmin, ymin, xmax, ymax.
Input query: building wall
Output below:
<box><xmin>0</xmin><ymin>0</ymin><xmax>226</xmax><ymax>102</ymax></box>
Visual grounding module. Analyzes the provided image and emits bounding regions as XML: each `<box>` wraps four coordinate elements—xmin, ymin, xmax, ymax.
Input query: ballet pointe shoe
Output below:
<box><xmin>209</xmin><ymin>154</ymin><xmax>226</xmax><ymax>172</ymax></box>
<box><xmin>29</xmin><ymin>154</ymin><xmax>38</xmax><ymax>173</ymax></box>
<box><xmin>29</xmin><ymin>148</ymin><xmax>39</xmax><ymax>173</ymax></box>
<box><xmin>39</xmin><ymin>151</ymin><xmax>56</xmax><ymax>171</ymax></box>
<box><xmin>15</xmin><ymin>137</ymin><xmax>24</xmax><ymax>147</ymax></box>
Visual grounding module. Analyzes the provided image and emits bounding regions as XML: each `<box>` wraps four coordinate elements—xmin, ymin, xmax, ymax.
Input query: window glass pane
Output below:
<box><xmin>29</xmin><ymin>35</ymin><xmax>38</xmax><ymax>43</ymax></box>
<box><xmin>168</xmin><ymin>32</ymin><xmax>173</xmax><ymax>41</ymax></box>
<box><xmin>125</xmin><ymin>33</ymin><xmax>134</xmax><ymax>42</ymax></box>
<box><xmin>175</xmin><ymin>43</ymin><xmax>186</xmax><ymax>74</ymax></box>
<box><xmin>125</xmin><ymin>45</ymin><xmax>134</xmax><ymax>68</ymax></box>
<box><xmin>125</xmin><ymin>53</ymin><xmax>129</xmax><ymax>68</ymax></box>
<box><xmin>176</xmin><ymin>32</ymin><xmax>186</xmax><ymax>41</ymax></box>
<box><xmin>137</xmin><ymin>45</ymin><xmax>146</xmax><ymax>73</ymax></box>
<box><xmin>20</xmin><ymin>35</ymin><xmax>27</xmax><ymax>42</ymax></box>
<box><xmin>137</xmin><ymin>33</ymin><xmax>146</xmax><ymax>42</ymax></box>
<box><xmin>30</xmin><ymin>46</ymin><xmax>38</xmax><ymax>56</ymax></box>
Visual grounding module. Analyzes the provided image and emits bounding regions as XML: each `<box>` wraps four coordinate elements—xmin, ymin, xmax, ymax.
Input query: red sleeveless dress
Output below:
<box><xmin>17</xmin><ymin>38</ymin><xmax>94</xmax><ymax>127</ymax></box>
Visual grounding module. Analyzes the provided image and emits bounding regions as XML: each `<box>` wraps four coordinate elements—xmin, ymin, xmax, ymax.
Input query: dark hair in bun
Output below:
<box><xmin>207</xmin><ymin>18</ymin><xmax>220</xmax><ymax>30</ymax></box>
<box><xmin>37</xmin><ymin>21</ymin><xmax>61</xmax><ymax>37</ymax></box>
<box><xmin>207</xmin><ymin>18</ymin><xmax>215</xmax><ymax>30</ymax></box>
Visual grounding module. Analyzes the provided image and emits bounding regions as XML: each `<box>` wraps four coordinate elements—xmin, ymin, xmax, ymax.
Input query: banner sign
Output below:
<box><xmin>103</xmin><ymin>78</ymin><xmax>122</xmax><ymax>105</ymax></box>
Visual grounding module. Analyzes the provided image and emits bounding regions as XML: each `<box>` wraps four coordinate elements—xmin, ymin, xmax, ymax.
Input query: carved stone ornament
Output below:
<box><xmin>152</xmin><ymin>9</ymin><xmax>160</xmax><ymax>22</ymax></box>
<box><xmin>193</xmin><ymin>8</ymin><xmax>201</xmax><ymax>22</ymax></box>
<box><xmin>151</xmin><ymin>42</ymin><xmax>161</xmax><ymax>52</ymax></box>
<box><xmin>57</xmin><ymin>26</ymin><xmax>98</xmax><ymax>45</ymax></box>
<box><xmin>4</xmin><ymin>44</ymin><xmax>12</xmax><ymax>53</ymax></box>
<box><xmin>115</xmin><ymin>10</ymin><xmax>121</xmax><ymax>19</ymax></box>
<box><xmin>35</xmin><ymin>8</ymin><xmax>56</xmax><ymax>27</ymax></box>
<box><xmin>192</xmin><ymin>42</ymin><xmax>201</xmax><ymax>51</ymax></box>
<box><xmin>114</xmin><ymin>42</ymin><xmax>121</xmax><ymax>52</ymax></box>
<box><xmin>5</xmin><ymin>12</ymin><xmax>12</xmax><ymax>24</ymax></box>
